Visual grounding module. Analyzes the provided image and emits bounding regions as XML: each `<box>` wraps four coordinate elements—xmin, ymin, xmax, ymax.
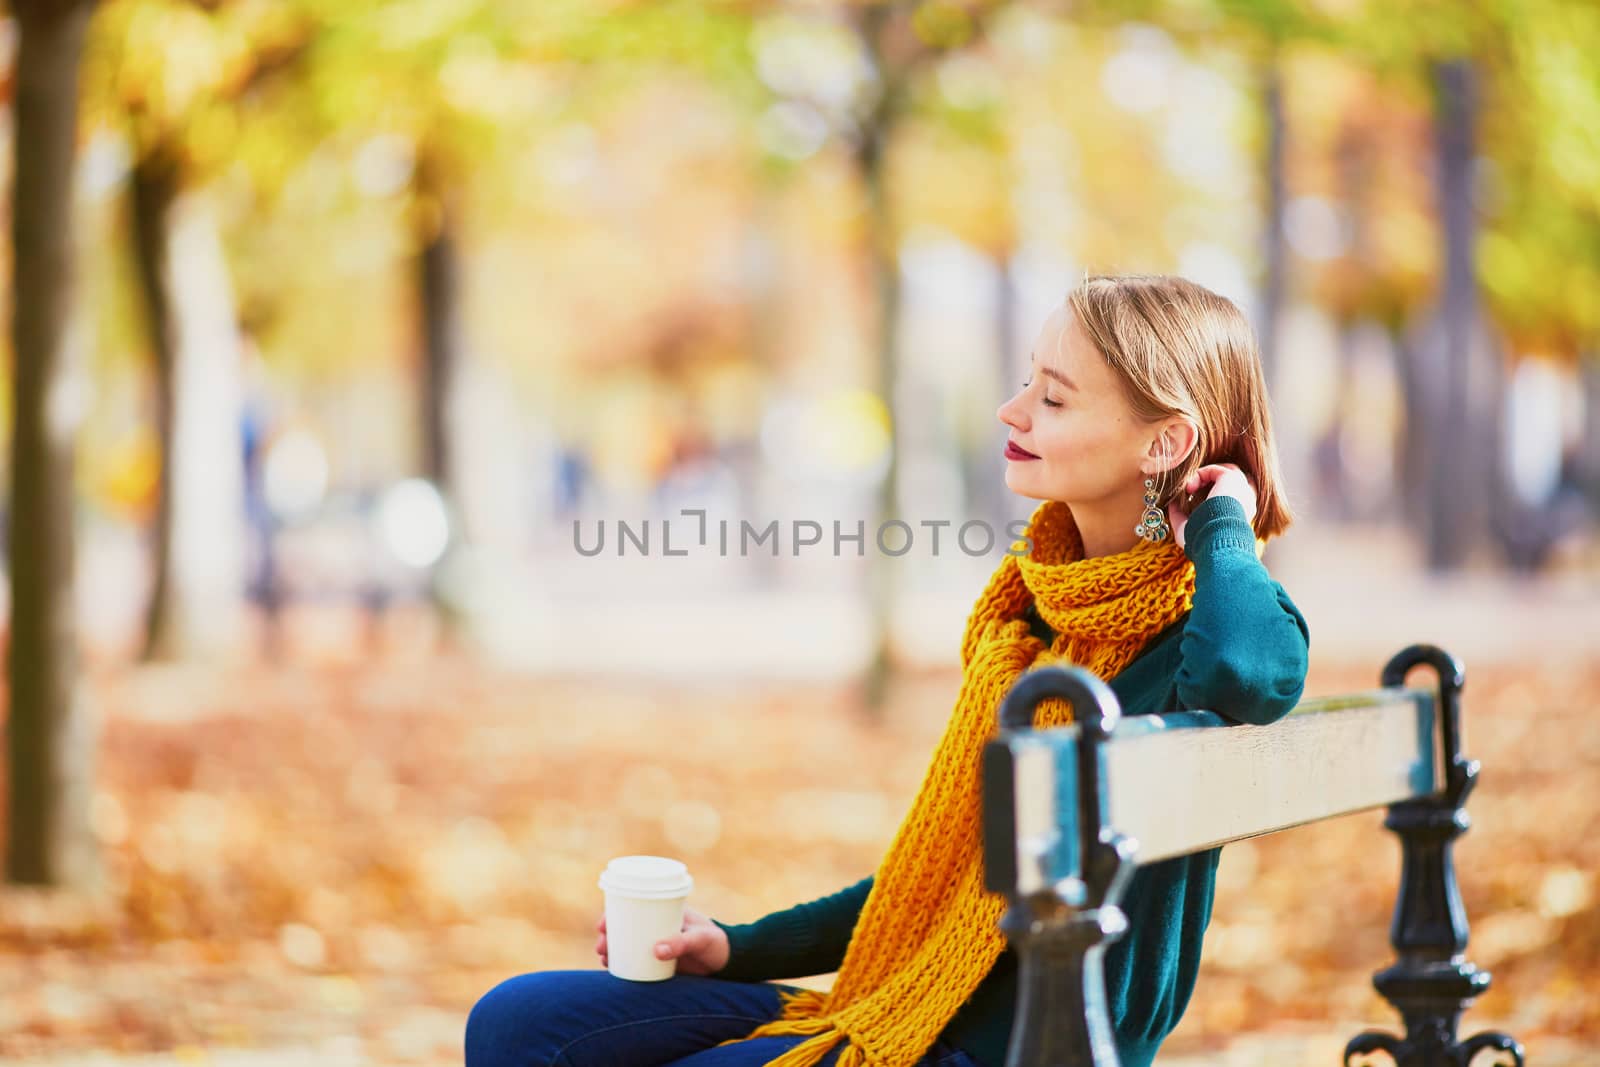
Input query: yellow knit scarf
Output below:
<box><xmin>713</xmin><ymin>498</ymin><xmax>1196</xmax><ymax>1067</ymax></box>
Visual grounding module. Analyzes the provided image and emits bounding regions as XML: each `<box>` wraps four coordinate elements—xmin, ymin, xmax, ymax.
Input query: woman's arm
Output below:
<box><xmin>1174</xmin><ymin>494</ymin><xmax>1310</xmax><ymax>726</ymax></box>
<box><xmin>710</xmin><ymin>875</ymin><xmax>874</xmax><ymax>981</ymax></box>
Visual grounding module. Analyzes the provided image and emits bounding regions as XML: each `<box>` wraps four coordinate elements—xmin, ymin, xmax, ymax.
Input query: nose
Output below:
<box><xmin>997</xmin><ymin>390</ymin><xmax>1028</xmax><ymax>431</ymax></box>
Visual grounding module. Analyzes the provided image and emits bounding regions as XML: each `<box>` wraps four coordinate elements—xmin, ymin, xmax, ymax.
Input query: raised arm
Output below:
<box><xmin>1175</xmin><ymin>494</ymin><xmax>1310</xmax><ymax>726</ymax></box>
<box><xmin>710</xmin><ymin>875</ymin><xmax>874</xmax><ymax>982</ymax></box>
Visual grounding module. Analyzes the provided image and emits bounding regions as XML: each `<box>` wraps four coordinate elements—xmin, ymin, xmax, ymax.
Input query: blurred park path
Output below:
<box><xmin>1266</xmin><ymin>523</ymin><xmax>1599</xmax><ymax>666</ymax></box>
<box><xmin>465</xmin><ymin>521</ymin><xmax>1599</xmax><ymax>681</ymax></box>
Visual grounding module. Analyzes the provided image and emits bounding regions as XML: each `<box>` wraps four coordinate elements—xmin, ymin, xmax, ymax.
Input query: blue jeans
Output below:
<box><xmin>465</xmin><ymin>969</ymin><xmax>982</xmax><ymax>1067</ymax></box>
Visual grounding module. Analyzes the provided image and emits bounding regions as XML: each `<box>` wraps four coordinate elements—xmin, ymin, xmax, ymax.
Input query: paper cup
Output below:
<box><xmin>599</xmin><ymin>855</ymin><xmax>694</xmax><ymax>982</ymax></box>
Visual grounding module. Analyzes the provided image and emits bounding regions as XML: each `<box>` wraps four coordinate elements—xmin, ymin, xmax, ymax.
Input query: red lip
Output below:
<box><xmin>1004</xmin><ymin>440</ymin><xmax>1040</xmax><ymax>461</ymax></box>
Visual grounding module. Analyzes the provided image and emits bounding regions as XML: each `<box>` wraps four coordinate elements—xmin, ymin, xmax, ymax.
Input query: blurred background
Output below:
<box><xmin>1</xmin><ymin>0</ymin><xmax>1596</xmax><ymax>1064</ymax></box>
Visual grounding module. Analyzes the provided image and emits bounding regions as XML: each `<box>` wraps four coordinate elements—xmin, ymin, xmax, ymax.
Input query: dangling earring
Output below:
<box><xmin>1135</xmin><ymin>476</ymin><xmax>1171</xmax><ymax>543</ymax></box>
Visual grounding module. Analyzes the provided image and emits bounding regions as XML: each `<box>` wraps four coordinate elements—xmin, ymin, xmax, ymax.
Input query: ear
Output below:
<box><xmin>1139</xmin><ymin>417</ymin><xmax>1199</xmax><ymax>476</ymax></box>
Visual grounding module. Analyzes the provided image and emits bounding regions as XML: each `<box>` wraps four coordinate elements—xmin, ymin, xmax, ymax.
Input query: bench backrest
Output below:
<box><xmin>982</xmin><ymin>689</ymin><xmax>1441</xmax><ymax>896</ymax></box>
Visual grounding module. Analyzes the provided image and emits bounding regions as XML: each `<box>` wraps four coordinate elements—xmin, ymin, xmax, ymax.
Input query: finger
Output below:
<box><xmin>1184</xmin><ymin>468</ymin><xmax>1228</xmax><ymax>498</ymax></box>
<box><xmin>654</xmin><ymin>936</ymin><xmax>681</xmax><ymax>960</ymax></box>
<box><xmin>596</xmin><ymin>916</ymin><xmax>606</xmax><ymax>933</ymax></box>
<box><xmin>667</xmin><ymin>926</ymin><xmax>712</xmax><ymax>959</ymax></box>
<box><xmin>1166</xmin><ymin>502</ymin><xmax>1187</xmax><ymax>548</ymax></box>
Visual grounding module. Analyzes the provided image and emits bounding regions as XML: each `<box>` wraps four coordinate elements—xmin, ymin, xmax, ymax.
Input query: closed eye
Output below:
<box><xmin>1022</xmin><ymin>378</ymin><xmax>1063</xmax><ymax>408</ymax></box>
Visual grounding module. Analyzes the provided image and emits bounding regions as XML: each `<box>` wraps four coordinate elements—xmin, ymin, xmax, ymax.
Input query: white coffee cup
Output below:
<box><xmin>598</xmin><ymin>855</ymin><xmax>694</xmax><ymax>982</ymax></box>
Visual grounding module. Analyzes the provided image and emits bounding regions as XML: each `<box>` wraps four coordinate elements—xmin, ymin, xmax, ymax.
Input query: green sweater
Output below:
<box><xmin>711</xmin><ymin>495</ymin><xmax>1311</xmax><ymax>1067</ymax></box>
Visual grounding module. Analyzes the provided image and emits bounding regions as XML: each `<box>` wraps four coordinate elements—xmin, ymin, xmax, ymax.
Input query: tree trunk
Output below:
<box><xmin>848</xmin><ymin>4</ymin><xmax>905</xmax><ymax>719</ymax></box>
<box><xmin>413</xmin><ymin>149</ymin><xmax>464</xmax><ymax>643</ymax></box>
<box><xmin>417</xmin><ymin>169</ymin><xmax>459</xmax><ymax>496</ymax></box>
<box><xmin>130</xmin><ymin>152</ymin><xmax>179</xmax><ymax>659</ymax></box>
<box><xmin>1481</xmin><ymin>335</ymin><xmax>1538</xmax><ymax>569</ymax></box>
<box><xmin>131</xmin><ymin>157</ymin><xmax>247</xmax><ymax>661</ymax></box>
<box><xmin>857</xmin><ymin>122</ymin><xmax>899</xmax><ymax>719</ymax></box>
<box><xmin>1391</xmin><ymin>325</ymin><xmax>1432</xmax><ymax>533</ymax></box>
<box><xmin>1580</xmin><ymin>357</ymin><xmax>1600</xmax><ymax>509</ymax></box>
<box><xmin>1250</xmin><ymin>54</ymin><xmax>1290</xmax><ymax>570</ymax></box>
<box><xmin>6</xmin><ymin>0</ymin><xmax>100</xmax><ymax>891</ymax></box>
<box><xmin>1314</xmin><ymin>322</ymin><xmax>1357</xmax><ymax>521</ymax></box>
<box><xmin>1320</xmin><ymin>120</ymin><xmax>1378</xmax><ymax>522</ymax></box>
<box><xmin>1258</xmin><ymin>58</ymin><xmax>1288</xmax><ymax>397</ymax></box>
<box><xmin>1425</xmin><ymin>58</ymin><xmax>1480</xmax><ymax>571</ymax></box>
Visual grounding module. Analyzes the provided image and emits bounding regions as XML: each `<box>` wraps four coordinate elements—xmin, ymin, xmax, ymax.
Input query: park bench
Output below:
<box><xmin>980</xmin><ymin>645</ymin><xmax>1525</xmax><ymax>1067</ymax></box>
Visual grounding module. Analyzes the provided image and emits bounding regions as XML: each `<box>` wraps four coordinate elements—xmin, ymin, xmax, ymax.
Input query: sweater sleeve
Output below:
<box><xmin>1175</xmin><ymin>494</ymin><xmax>1310</xmax><ymax>726</ymax></box>
<box><xmin>710</xmin><ymin>875</ymin><xmax>874</xmax><ymax>982</ymax></box>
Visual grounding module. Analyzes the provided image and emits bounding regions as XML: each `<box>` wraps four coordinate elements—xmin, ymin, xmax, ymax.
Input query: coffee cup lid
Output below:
<box><xmin>598</xmin><ymin>855</ymin><xmax>693</xmax><ymax>900</ymax></box>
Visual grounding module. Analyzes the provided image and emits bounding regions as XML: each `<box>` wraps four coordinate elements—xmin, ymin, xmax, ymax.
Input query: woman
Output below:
<box><xmin>466</xmin><ymin>274</ymin><xmax>1310</xmax><ymax>1067</ymax></box>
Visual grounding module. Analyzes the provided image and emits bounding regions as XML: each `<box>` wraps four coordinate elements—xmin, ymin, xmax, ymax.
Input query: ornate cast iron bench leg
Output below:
<box><xmin>1344</xmin><ymin>646</ymin><xmax>1525</xmax><ymax>1067</ymax></box>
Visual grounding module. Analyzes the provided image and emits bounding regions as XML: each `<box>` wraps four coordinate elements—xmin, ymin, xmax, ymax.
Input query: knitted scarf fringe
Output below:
<box><xmin>713</xmin><ymin>500</ymin><xmax>1194</xmax><ymax>1067</ymax></box>
<box><xmin>711</xmin><ymin>989</ymin><xmax>853</xmax><ymax>1065</ymax></box>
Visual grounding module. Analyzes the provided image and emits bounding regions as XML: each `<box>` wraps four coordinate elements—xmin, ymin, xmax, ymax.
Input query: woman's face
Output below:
<box><xmin>996</xmin><ymin>305</ymin><xmax>1155</xmax><ymax>509</ymax></box>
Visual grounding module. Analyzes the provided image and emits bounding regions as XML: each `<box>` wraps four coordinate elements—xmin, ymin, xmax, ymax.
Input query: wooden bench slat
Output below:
<box><xmin>990</xmin><ymin>689</ymin><xmax>1440</xmax><ymax>895</ymax></box>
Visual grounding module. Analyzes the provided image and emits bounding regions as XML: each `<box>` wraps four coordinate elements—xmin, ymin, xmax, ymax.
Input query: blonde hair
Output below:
<box><xmin>1066</xmin><ymin>273</ymin><xmax>1293</xmax><ymax>541</ymax></box>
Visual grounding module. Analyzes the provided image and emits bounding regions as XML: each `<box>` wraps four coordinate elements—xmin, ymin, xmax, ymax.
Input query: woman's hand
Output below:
<box><xmin>1166</xmin><ymin>462</ymin><xmax>1257</xmax><ymax>549</ymax></box>
<box><xmin>595</xmin><ymin>906</ymin><xmax>731</xmax><ymax>976</ymax></box>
